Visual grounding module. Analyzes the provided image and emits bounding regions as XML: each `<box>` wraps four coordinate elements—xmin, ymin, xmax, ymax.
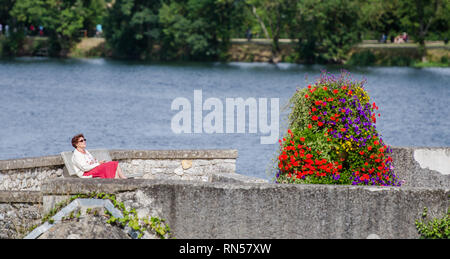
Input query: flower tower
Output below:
<box><xmin>276</xmin><ymin>71</ymin><xmax>401</xmax><ymax>186</ymax></box>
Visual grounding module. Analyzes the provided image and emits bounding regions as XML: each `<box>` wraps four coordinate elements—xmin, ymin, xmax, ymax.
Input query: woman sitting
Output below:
<box><xmin>71</xmin><ymin>134</ymin><xmax>127</xmax><ymax>179</ymax></box>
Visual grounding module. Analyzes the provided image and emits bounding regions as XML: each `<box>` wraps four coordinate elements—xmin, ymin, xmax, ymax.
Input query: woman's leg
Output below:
<box><xmin>116</xmin><ymin>164</ymin><xmax>127</xmax><ymax>179</ymax></box>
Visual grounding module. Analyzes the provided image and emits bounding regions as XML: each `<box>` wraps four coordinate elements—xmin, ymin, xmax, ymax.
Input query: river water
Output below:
<box><xmin>0</xmin><ymin>58</ymin><xmax>449</xmax><ymax>180</ymax></box>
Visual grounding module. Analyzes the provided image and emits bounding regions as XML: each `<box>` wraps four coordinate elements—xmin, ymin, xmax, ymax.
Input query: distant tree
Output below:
<box><xmin>0</xmin><ymin>0</ymin><xmax>22</xmax><ymax>56</ymax></box>
<box><xmin>159</xmin><ymin>0</ymin><xmax>245</xmax><ymax>61</ymax></box>
<box><xmin>398</xmin><ymin>0</ymin><xmax>448</xmax><ymax>58</ymax></box>
<box><xmin>358</xmin><ymin>0</ymin><xmax>403</xmax><ymax>38</ymax></box>
<box><xmin>103</xmin><ymin>0</ymin><xmax>162</xmax><ymax>59</ymax></box>
<box><xmin>82</xmin><ymin>0</ymin><xmax>108</xmax><ymax>37</ymax></box>
<box><xmin>10</xmin><ymin>0</ymin><xmax>100</xmax><ymax>56</ymax></box>
<box><xmin>0</xmin><ymin>0</ymin><xmax>15</xmax><ymax>25</ymax></box>
<box><xmin>247</xmin><ymin>0</ymin><xmax>297</xmax><ymax>63</ymax></box>
<box><xmin>292</xmin><ymin>0</ymin><xmax>362</xmax><ymax>64</ymax></box>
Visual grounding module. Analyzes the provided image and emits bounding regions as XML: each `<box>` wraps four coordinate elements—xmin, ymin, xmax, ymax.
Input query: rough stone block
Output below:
<box><xmin>181</xmin><ymin>160</ymin><xmax>192</xmax><ymax>170</ymax></box>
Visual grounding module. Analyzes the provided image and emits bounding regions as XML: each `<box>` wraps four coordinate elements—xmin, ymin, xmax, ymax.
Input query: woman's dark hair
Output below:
<box><xmin>71</xmin><ymin>134</ymin><xmax>85</xmax><ymax>148</ymax></box>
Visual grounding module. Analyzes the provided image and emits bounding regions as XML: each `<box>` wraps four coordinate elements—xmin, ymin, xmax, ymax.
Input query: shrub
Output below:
<box><xmin>416</xmin><ymin>207</ymin><xmax>450</xmax><ymax>239</ymax></box>
<box><xmin>275</xmin><ymin>71</ymin><xmax>401</xmax><ymax>186</ymax></box>
<box><xmin>347</xmin><ymin>50</ymin><xmax>376</xmax><ymax>66</ymax></box>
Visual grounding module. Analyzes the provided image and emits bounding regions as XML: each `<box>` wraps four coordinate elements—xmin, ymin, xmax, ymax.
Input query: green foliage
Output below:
<box><xmin>347</xmin><ymin>50</ymin><xmax>376</xmax><ymax>66</ymax></box>
<box><xmin>103</xmin><ymin>0</ymin><xmax>162</xmax><ymax>59</ymax></box>
<box><xmin>102</xmin><ymin>0</ymin><xmax>245</xmax><ymax>60</ymax></box>
<box><xmin>398</xmin><ymin>0</ymin><xmax>447</xmax><ymax>46</ymax></box>
<box><xmin>358</xmin><ymin>0</ymin><xmax>403</xmax><ymax>35</ymax></box>
<box><xmin>0</xmin><ymin>29</ymin><xmax>26</xmax><ymax>56</ymax></box>
<box><xmin>10</xmin><ymin>0</ymin><xmax>107</xmax><ymax>56</ymax></box>
<box><xmin>292</xmin><ymin>0</ymin><xmax>362</xmax><ymax>64</ymax></box>
<box><xmin>247</xmin><ymin>0</ymin><xmax>297</xmax><ymax>60</ymax></box>
<box><xmin>98</xmin><ymin>191</ymin><xmax>173</xmax><ymax>239</ymax></box>
<box><xmin>2</xmin><ymin>0</ymin><xmax>449</xmax><ymax>62</ymax></box>
<box><xmin>359</xmin><ymin>0</ymin><xmax>449</xmax><ymax>58</ymax></box>
<box><xmin>35</xmin><ymin>192</ymin><xmax>173</xmax><ymax>239</ymax></box>
<box><xmin>158</xmin><ymin>0</ymin><xmax>244</xmax><ymax>61</ymax></box>
<box><xmin>416</xmin><ymin>207</ymin><xmax>450</xmax><ymax>239</ymax></box>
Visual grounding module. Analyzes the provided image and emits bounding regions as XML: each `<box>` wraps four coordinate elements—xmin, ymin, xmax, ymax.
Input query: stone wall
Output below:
<box><xmin>41</xmin><ymin>178</ymin><xmax>449</xmax><ymax>239</ymax></box>
<box><xmin>111</xmin><ymin>150</ymin><xmax>237</xmax><ymax>181</ymax></box>
<box><xmin>0</xmin><ymin>149</ymin><xmax>238</xmax><ymax>191</ymax></box>
<box><xmin>390</xmin><ymin>147</ymin><xmax>450</xmax><ymax>188</ymax></box>
<box><xmin>0</xmin><ymin>191</ymin><xmax>42</xmax><ymax>239</ymax></box>
<box><xmin>0</xmin><ymin>147</ymin><xmax>449</xmax><ymax>239</ymax></box>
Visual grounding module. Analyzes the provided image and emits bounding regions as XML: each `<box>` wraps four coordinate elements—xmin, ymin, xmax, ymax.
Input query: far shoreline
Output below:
<box><xmin>1</xmin><ymin>37</ymin><xmax>449</xmax><ymax>68</ymax></box>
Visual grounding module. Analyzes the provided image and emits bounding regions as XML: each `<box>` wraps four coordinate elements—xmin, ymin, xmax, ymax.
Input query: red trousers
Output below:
<box><xmin>83</xmin><ymin>161</ymin><xmax>118</xmax><ymax>179</ymax></box>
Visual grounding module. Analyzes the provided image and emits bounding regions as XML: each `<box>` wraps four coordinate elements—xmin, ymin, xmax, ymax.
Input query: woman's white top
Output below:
<box><xmin>72</xmin><ymin>149</ymin><xmax>99</xmax><ymax>178</ymax></box>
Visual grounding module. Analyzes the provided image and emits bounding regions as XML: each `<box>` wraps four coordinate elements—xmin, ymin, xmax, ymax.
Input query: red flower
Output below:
<box><xmin>312</xmin><ymin>115</ymin><xmax>318</xmax><ymax>121</ymax></box>
<box><xmin>368</xmin><ymin>146</ymin><xmax>373</xmax><ymax>151</ymax></box>
<box><xmin>372</xmin><ymin>102</ymin><xmax>379</xmax><ymax>110</ymax></box>
<box><xmin>333</xmin><ymin>89</ymin><xmax>339</xmax><ymax>94</ymax></box>
<box><xmin>305</xmin><ymin>94</ymin><xmax>309</xmax><ymax>99</ymax></box>
<box><xmin>300</xmin><ymin>137</ymin><xmax>305</xmax><ymax>142</ymax></box>
<box><xmin>308</xmin><ymin>124</ymin><xmax>312</xmax><ymax>129</ymax></box>
<box><xmin>341</xmin><ymin>128</ymin><xmax>346</xmax><ymax>132</ymax></box>
<box><xmin>318</xmin><ymin>121</ymin><xmax>324</xmax><ymax>127</ymax></box>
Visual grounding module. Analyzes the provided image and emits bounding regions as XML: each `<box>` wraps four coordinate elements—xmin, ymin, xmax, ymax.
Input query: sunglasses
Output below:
<box><xmin>79</xmin><ymin>139</ymin><xmax>86</xmax><ymax>143</ymax></box>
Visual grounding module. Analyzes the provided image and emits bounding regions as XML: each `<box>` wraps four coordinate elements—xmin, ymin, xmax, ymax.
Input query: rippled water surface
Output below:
<box><xmin>1</xmin><ymin>58</ymin><xmax>449</xmax><ymax>180</ymax></box>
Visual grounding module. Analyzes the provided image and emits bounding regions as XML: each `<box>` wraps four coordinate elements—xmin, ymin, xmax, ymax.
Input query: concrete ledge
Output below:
<box><xmin>0</xmin><ymin>191</ymin><xmax>42</xmax><ymax>203</ymax></box>
<box><xmin>41</xmin><ymin>178</ymin><xmax>144</xmax><ymax>195</ymax></box>
<box><xmin>210</xmin><ymin>172</ymin><xmax>268</xmax><ymax>184</ymax></box>
<box><xmin>0</xmin><ymin>155</ymin><xmax>63</xmax><ymax>171</ymax></box>
<box><xmin>41</xmin><ymin>178</ymin><xmax>449</xmax><ymax>239</ymax></box>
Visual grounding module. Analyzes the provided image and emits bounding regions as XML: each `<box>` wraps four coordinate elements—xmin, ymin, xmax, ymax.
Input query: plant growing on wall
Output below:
<box><xmin>34</xmin><ymin>192</ymin><xmax>172</xmax><ymax>239</ymax></box>
<box><xmin>275</xmin><ymin>71</ymin><xmax>401</xmax><ymax>186</ymax></box>
<box><xmin>415</xmin><ymin>207</ymin><xmax>449</xmax><ymax>239</ymax></box>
